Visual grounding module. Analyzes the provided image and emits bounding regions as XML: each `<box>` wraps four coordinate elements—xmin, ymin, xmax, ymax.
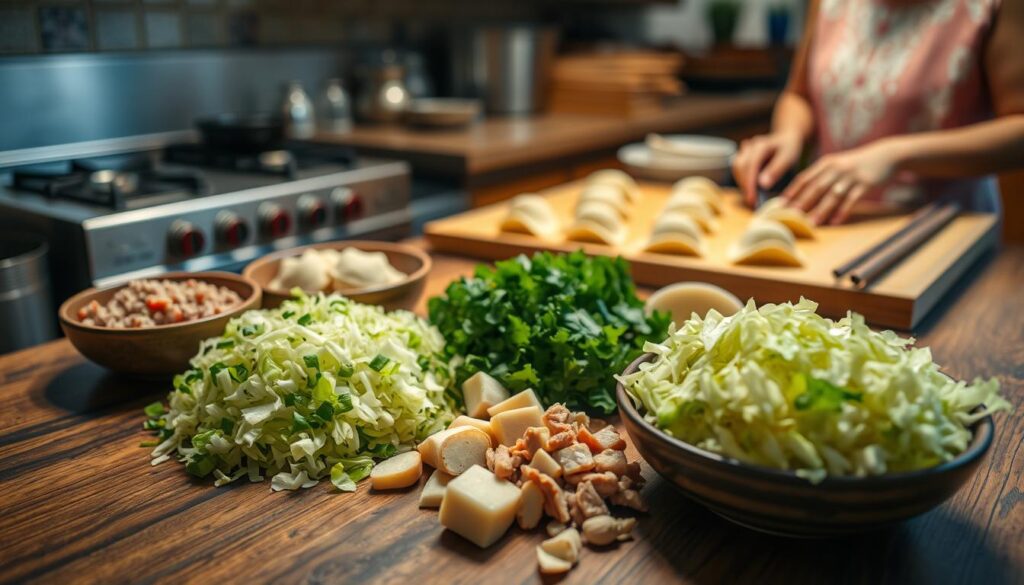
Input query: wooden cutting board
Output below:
<box><xmin>425</xmin><ymin>181</ymin><xmax>999</xmax><ymax>330</ymax></box>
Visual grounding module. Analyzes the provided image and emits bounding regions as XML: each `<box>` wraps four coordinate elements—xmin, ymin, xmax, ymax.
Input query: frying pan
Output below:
<box><xmin>195</xmin><ymin>113</ymin><xmax>285</xmax><ymax>152</ymax></box>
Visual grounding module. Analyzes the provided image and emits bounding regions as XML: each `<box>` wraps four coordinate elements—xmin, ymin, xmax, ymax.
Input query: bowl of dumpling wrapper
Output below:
<box><xmin>243</xmin><ymin>241</ymin><xmax>431</xmax><ymax>311</ymax></box>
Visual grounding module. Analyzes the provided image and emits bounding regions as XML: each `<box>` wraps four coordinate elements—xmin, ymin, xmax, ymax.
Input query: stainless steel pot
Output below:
<box><xmin>450</xmin><ymin>25</ymin><xmax>559</xmax><ymax>115</ymax></box>
<box><xmin>0</xmin><ymin>235</ymin><xmax>56</xmax><ymax>354</ymax></box>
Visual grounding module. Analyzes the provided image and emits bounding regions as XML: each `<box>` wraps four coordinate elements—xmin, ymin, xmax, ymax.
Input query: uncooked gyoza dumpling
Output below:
<box><xmin>574</xmin><ymin>199</ymin><xmax>623</xmax><ymax>233</ymax></box>
<box><xmin>331</xmin><ymin>247</ymin><xmax>406</xmax><ymax>290</ymax></box>
<box><xmin>672</xmin><ymin>176</ymin><xmax>723</xmax><ymax>215</ymax></box>
<box><xmin>729</xmin><ymin>218</ymin><xmax>804</xmax><ymax>267</ymax></box>
<box><xmin>269</xmin><ymin>249</ymin><xmax>331</xmax><ymax>292</ymax></box>
<box><xmin>578</xmin><ymin>183</ymin><xmax>630</xmax><ymax>218</ymax></box>
<box><xmin>664</xmin><ymin>191</ymin><xmax>718</xmax><ymax>233</ymax></box>
<box><xmin>501</xmin><ymin>194</ymin><xmax>561</xmax><ymax>239</ymax></box>
<box><xmin>756</xmin><ymin>197</ymin><xmax>816</xmax><ymax>239</ymax></box>
<box><xmin>568</xmin><ymin>200</ymin><xmax>627</xmax><ymax>245</ymax></box>
<box><xmin>587</xmin><ymin>169</ymin><xmax>639</xmax><ymax>203</ymax></box>
<box><xmin>645</xmin><ymin>211</ymin><xmax>705</xmax><ymax>257</ymax></box>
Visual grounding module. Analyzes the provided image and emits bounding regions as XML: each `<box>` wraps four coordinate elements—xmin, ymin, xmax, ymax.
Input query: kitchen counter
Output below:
<box><xmin>316</xmin><ymin>93</ymin><xmax>776</xmax><ymax>206</ymax></box>
<box><xmin>1</xmin><ymin>242</ymin><xmax>1022</xmax><ymax>584</ymax></box>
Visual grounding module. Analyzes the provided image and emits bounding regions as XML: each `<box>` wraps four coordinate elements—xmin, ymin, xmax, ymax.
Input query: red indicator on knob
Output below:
<box><xmin>169</xmin><ymin>220</ymin><xmax>205</xmax><ymax>257</ymax></box>
<box><xmin>298</xmin><ymin>195</ymin><xmax>328</xmax><ymax>228</ymax></box>
<box><xmin>259</xmin><ymin>203</ymin><xmax>292</xmax><ymax>238</ymax></box>
<box><xmin>215</xmin><ymin>212</ymin><xmax>250</xmax><ymax>247</ymax></box>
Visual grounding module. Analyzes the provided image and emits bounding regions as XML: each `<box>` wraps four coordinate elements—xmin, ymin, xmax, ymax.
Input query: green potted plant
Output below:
<box><xmin>707</xmin><ymin>0</ymin><xmax>742</xmax><ymax>46</ymax></box>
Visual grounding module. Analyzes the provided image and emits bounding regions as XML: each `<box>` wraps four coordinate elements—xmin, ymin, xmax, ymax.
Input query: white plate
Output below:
<box><xmin>618</xmin><ymin>143</ymin><xmax>732</xmax><ymax>183</ymax></box>
<box><xmin>646</xmin><ymin>134</ymin><xmax>737</xmax><ymax>160</ymax></box>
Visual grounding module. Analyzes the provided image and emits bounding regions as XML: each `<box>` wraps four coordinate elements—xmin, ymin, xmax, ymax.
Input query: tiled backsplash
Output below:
<box><xmin>0</xmin><ymin>0</ymin><xmax>542</xmax><ymax>55</ymax></box>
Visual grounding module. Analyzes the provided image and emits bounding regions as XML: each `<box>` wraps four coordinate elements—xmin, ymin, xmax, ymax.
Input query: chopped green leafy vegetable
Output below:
<box><xmin>619</xmin><ymin>298</ymin><xmax>1013</xmax><ymax>483</ymax></box>
<box><xmin>428</xmin><ymin>251</ymin><xmax>670</xmax><ymax>413</ymax></box>
<box><xmin>145</xmin><ymin>292</ymin><xmax>457</xmax><ymax>491</ymax></box>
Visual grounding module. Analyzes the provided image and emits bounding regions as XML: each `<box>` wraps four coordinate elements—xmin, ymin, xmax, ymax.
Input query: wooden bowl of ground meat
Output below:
<box><xmin>58</xmin><ymin>272</ymin><xmax>261</xmax><ymax>376</ymax></box>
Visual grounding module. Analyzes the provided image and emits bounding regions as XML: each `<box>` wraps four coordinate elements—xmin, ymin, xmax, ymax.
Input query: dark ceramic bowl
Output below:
<box><xmin>242</xmin><ymin>241</ymin><xmax>431</xmax><ymax>312</ymax></box>
<box><xmin>616</xmin><ymin>353</ymin><xmax>995</xmax><ymax>538</ymax></box>
<box><xmin>59</xmin><ymin>272</ymin><xmax>261</xmax><ymax>376</ymax></box>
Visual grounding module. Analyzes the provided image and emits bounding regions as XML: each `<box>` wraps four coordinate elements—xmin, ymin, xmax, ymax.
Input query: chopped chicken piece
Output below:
<box><xmin>579</xmin><ymin>425</ymin><xmax>626</xmax><ymax>453</ymax></box>
<box><xmin>546</xmin><ymin>430</ymin><xmax>576</xmax><ymax>452</ymax></box>
<box><xmin>555</xmin><ymin>443</ymin><xmax>595</xmax><ymax>476</ymax></box>
<box><xmin>521</xmin><ymin>464</ymin><xmax>571</xmax><ymax>524</ymax></box>
<box><xmin>542</xmin><ymin>404</ymin><xmax>573</xmax><ymax>435</ymax></box>
<box><xmin>571</xmin><ymin>471</ymin><xmax>619</xmax><ymax>498</ymax></box>
<box><xmin>492</xmin><ymin>444</ymin><xmax>516</xmax><ymax>481</ymax></box>
<box><xmin>574</xmin><ymin>480</ymin><xmax>610</xmax><ymax>520</ymax></box>
<box><xmin>572</xmin><ymin>411</ymin><xmax>591</xmax><ymax>429</ymax></box>
<box><xmin>522</xmin><ymin>426</ymin><xmax>550</xmax><ymax>460</ymax></box>
<box><xmin>485</xmin><ymin>447</ymin><xmax>495</xmax><ymax>472</ymax></box>
<box><xmin>582</xmin><ymin>515</ymin><xmax>636</xmax><ymax>546</ymax></box>
<box><xmin>609</xmin><ymin>489</ymin><xmax>647</xmax><ymax>512</ymax></box>
<box><xmin>593</xmin><ymin>449</ymin><xmax>628</xmax><ymax>477</ymax></box>
<box><xmin>588</xmin><ymin>418</ymin><xmax>609</xmax><ymax>432</ymax></box>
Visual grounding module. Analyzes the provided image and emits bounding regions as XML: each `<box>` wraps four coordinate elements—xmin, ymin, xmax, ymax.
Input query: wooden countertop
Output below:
<box><xmin>315</xmin><ymin>92</ymin><xmax>777</xmax><ymax>175</ymax></box>
<box><xmin>1</xmin><ymin>243</ymin><xmax>1022</xmax><ymax>584</ymax></box>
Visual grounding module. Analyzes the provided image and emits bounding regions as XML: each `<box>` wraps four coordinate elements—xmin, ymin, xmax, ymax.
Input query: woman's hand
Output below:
<box><xmin>732</xmin><ymin>131</ymin><xmax>805</xmax><ymax>206</ymax></box>
<box><xmin>781</xmin><ymin>139</ymin><xmax>903</xmax><ymax>225</ymax></box>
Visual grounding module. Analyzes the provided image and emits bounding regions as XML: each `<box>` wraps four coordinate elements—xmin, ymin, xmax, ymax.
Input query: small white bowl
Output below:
<box><xmin>644</xmin><ymin>281</ymin><xmax>744</xmax><ymax>326</ymax></box>
<box><xmin>618</xmin><ymin>143</ymin><xmax>731</xmax><ymax>183</ymax></box>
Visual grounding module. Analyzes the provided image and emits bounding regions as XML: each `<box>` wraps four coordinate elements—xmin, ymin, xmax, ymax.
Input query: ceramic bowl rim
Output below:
<box><xmin>242</xmin><ymin>240</ymin><xmax>432</xmax><ymax>299</ymax></box>
<box><xmin>58</xmin><ymin>271</ymin><xmax>261</xmax><ymax>335</ymax></box>
<box><xmin>616</xmin><ymin>352</ymin><xmax>995</xmax><ymax>488</ymax></box>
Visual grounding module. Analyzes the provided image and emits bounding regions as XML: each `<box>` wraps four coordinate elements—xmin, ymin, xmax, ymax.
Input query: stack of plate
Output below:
<box><xmin>618</xmin><ymin>134</ymin><xmax>736</xmax><ymax>182</ymax></box>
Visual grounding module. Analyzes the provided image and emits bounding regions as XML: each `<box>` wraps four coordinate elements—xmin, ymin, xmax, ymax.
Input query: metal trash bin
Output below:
<box><xmin>0</xmin><ymin>235</ymin><xmax>56</xmax><ymax>354</ymax></box>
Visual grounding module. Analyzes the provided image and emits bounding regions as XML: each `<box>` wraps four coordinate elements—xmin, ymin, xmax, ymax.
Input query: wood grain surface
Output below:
<box><xmin>314</xmin><ymin>93</ymin><xmax>777</xmax><ymax>176</ymax></box>
<box><xmin>0</xmin><ymin>243</ymin><xmax>1022</xmax><ymax>585</ymax></box>
<box><xmin>425</xmin><ymin>181</ymin><xmax>999</xmax><ymax>329</ymax></box>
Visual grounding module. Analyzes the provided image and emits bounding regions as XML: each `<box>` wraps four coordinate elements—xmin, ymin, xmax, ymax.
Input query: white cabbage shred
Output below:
<box><xmin>617</xmin><ymin>298</ymin><xmax>1012</xmax><ymax>483</ymax></box>
<box><xmin>148</xmin><ymin>292</ymin><xmax>458</xmax><ymax>491</ymax></box>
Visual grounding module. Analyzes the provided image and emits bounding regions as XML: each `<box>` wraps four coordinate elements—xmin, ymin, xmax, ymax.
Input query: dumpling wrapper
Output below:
<box><xmin>729</xmin><ymin>218</ymin><xmax>804</xmax><ymax>267</ymax></box>
<box><xmin>664</xmin><ymin>192</ymin><xmax>718</xmax><ymax>233</ymax></box>
<box><xmin>269</xmin><ymin>249</ymin><xmax>331</xmax><ymax>292</ymax></box>
<box><xmin>646</xmin><ymin>212</ymin><xmax>705</xmax><ymax>256</ymax></box>
<box><xmin>501</xmin><ymin>194</ymin><xmax>561</xmax><ymax>238</ymax></box>
<box><xmin>566</xmin><ymin>219</ymin><xmax>626</xmax><ymax>246</ymax></box>
<box><xmin>331</xmin><ymin>247</ymin><xmax>406</xmax><ymax>290</ymax></box>
<box><xmin>671</xmin><ymin>176</ymin><xmax>723</xmax><ymax>215</ymax></box>
<box><xmin>578</xmin><ymin>183</ymin><xmax>629</xmax><ymax>218</ymax></box>
<box><xmin>756</xmin><ymin>197</ymin><xmax>816</xmax><ymax>239</ymax></box>
<box><xmin>575</xmin><ymin>200</ymin><xmax>624</xmax><ymax>234</ymax></box>
<box><xmin>586</xmin><ymin>169</ymin><xmax>639</xmax><ymax>203</ymax></box>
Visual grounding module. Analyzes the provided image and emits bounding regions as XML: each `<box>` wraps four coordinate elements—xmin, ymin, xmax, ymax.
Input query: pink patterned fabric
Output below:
<box><xmin>806</xmin><ymin>0</ymin><xmax>1001</xmax><ymax>209</ymax></box>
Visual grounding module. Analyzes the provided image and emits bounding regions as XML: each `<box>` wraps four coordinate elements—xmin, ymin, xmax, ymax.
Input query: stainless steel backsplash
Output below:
<box><xmin>0</xmin><ymin>49</ymin><xmax>350</xmax><ymax>153</ymax></box>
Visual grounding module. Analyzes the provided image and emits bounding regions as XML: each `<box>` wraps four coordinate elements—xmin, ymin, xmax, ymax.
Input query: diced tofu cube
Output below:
<box><xmin>486</xmin><ymin>389</ymin><xmax>543</xmax><ymax>418</ymax></box>
<box><xmin>439</xmin><ymin>465</ymin><xmax>521</xmax><ymax>548</ymax></box>
<box><xmin>462</xmin><ymin>372</ymin><xmax>510</xmax><ymax>418</ymax></box>
<box><xmin>448</xmin><ymin>415</ymin><xmax>498</xmax><ymax>447</ymax></box>
<box><xmin>490</xmin><ymin>405</ymin><xmax>544</xmax><ymax>447</ymax></box>
<box><xmin>418</xmin><ymin>470</ymin><xmax>452</xmax><ymax>508</ymax></box>
<box><xmin>529</xmin><ymin>448</ymin><xmax>563</xmax><ymax>479</ymax></box>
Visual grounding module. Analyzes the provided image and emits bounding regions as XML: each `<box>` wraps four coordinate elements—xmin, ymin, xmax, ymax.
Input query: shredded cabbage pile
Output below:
<box><xmin>145</xmin><ymin>292</ymin><xmax>458</xmax><ymax>491</ymax></box>
<box><xmin>618</xmin><ymin>298</ymin><xmax>1012</xmax><ymax>483</ymax></box>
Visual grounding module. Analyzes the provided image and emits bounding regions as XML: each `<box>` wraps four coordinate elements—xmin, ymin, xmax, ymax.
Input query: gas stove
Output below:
<box><xmin>0</xmin><ymin>140</ymin><xmax>412</xmax><ymax>305</ymax></box>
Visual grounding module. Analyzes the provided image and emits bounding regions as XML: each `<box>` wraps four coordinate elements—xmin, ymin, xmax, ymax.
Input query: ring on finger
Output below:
<box><xmin>830</xmin><ymin>180</ymin><xmax>852</xmax><ymax>197</ymax></box>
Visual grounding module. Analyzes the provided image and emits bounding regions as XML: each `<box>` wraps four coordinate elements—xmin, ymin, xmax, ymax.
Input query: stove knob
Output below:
<box><xmin>215</xmin><ymin>211</ymin><xmax>250</xmax><ymax>247</ymax></box>
<box><xmin>169</xmin><ymin>220</ymin><xmax>205</xmax><ymax>257</ymax></box>
<box><xmin>331</xmin><ymin>187</ymin><xmax>364</xmax><ymax>223</ymax></box>
<box><xmin>298</xmin><ymin>194</ymin><xmax>328</xmax><ymax>229</ymax></box>
<box><xmin>258</xmin><ymin>203</ymin><xmax>292</xmax><ymax>238</ymax></box>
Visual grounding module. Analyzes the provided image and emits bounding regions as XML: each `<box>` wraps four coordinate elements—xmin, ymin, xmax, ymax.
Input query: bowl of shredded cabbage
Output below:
<box><xmin>616</xmin><ymin>298</ymin><xmax>1012</xmax><ymax>537</ymax></box>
